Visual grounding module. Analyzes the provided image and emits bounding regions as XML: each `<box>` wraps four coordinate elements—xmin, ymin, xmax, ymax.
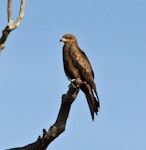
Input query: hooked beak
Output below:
<box><xmin>60</xmin><ymin>37</ymin><xmax>67</xmax><ymax>43</ymax></box>
<box><xmin>60</xmin><ymin>38</ymin><xmax>63</xmax><ymax>42</ymax></box>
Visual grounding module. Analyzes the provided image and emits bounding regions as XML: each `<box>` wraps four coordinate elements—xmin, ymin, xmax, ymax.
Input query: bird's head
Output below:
<box><xmin>60</xmin><ymin>34</ymin><xmax>78</xmax><ymax>45</ymax></box>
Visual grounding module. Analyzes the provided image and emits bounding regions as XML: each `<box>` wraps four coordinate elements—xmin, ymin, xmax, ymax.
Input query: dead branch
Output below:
<box><xmin>7</xmin><ymin>85</ymin><xmax>79</xmax><ymax>150</ymax></box>
<box><xmin>0</xmin><ymin>0</ymin><xmax>25</xmax><ymax>51</ymax></box>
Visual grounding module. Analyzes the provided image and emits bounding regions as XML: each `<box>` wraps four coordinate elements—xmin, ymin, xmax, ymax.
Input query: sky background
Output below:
<box><xmin>0</xmin><ymin>0</ymin><xmax>146</xmax><ymax>150</ymax></box>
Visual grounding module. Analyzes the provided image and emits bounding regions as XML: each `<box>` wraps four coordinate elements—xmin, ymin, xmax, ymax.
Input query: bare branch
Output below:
<box><xmin>7</xmin><ymin>85</ymin><xmax>79</xmax><ymax>150</ymax></box>
<box><xmin>8</xmin><ymin>0</ymin><xmax>13</xmax><ymax>24</ymax></box>
<box><xmin>0</xmin><ymin>0</ymin><xmax>25</xmax><ymax>51</ymax></box>
<box><xmin>15</xmin><ymin>0</ymin><xmax>25</xmax><ymax>28</ymax></box>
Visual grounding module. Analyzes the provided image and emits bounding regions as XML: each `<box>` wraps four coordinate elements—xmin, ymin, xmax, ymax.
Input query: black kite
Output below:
<box><xmin>60</xmin><ymin>34</ymin><xmax>100</xmax><ymax>120</ymax></box>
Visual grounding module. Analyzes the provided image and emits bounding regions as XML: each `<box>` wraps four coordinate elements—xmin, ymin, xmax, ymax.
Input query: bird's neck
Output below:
<box><xmin>64</xmin><ymin>42</ymin><xmax>78</xmax><ymax>49</ymax></box>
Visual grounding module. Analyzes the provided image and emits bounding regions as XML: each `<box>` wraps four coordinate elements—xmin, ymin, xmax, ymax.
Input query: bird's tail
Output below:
<box><xmin>81</xmin><ymin>84</ymin><xmax>100</xmax><ymax>121</ymax></box>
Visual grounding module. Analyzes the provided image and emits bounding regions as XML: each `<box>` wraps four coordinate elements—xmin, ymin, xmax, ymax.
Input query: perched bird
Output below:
<box><xmin>60</xmin><ymin>34</ymin><xmax>100</xmax><ymax>120</ymax></box>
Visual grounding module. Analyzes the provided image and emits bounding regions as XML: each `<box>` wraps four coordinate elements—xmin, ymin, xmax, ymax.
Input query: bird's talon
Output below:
<box><xmin>71</xmin><ymin>79</ymin><xmax>76</xmax><ymax>82</ymax></box>
<box><xmin>71</xmin><ymin>79</ymin><xmax>80</xmax><ymax>88</ymax></box>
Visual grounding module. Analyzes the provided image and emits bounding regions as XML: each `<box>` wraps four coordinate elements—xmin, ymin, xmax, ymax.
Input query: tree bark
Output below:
<box><xmin>7</xmin><ymin>85</ymin><xmax>79</xmax><ymax>150</ymax></box>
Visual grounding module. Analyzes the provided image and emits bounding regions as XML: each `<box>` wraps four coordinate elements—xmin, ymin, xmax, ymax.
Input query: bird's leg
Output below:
<box><xmin>70</xmin><ymin>78</ymin><xmax>87</xmax><ymax>88</ymax></box>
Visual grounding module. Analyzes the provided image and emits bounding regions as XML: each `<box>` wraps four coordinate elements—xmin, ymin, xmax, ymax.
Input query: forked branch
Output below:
<box><xmin>0</xmin><ymin>0</ymin><xmax>25</xmax><ymax>51</ymax></box>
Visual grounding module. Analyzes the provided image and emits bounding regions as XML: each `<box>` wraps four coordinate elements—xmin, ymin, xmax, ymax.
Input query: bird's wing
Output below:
<box><xmin>70</xmin><ymin>46</ymin><xmax>94</xmax><ymax>82</ymax></box>
<box><xmin>70</xmin><ymin>46</ymin><xmax>100</xmax><ymax>113</ymax></box>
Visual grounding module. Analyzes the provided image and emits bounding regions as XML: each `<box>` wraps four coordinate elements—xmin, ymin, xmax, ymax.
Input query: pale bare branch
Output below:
<box><xmin>15</xmin><ymin>0</ymin><xmax>25</xmax><ymax>27</ymax></box>
<box><xmin>0</xmin><ymin>0</ymin><xmax>25</xmax><ymax>51</ymax></box>
<box><xmin>8</xmin><ymin>0</ymin><xmax>13</xmax><ymax>25</ymax></box>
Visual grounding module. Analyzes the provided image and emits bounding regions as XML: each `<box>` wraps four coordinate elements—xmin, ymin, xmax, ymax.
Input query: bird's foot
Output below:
<box><xmin>70</xmin><ymin>78</ymin><xmax>87</xmax><ymax>88</ymax></box>
<box><xmin>71</xmin><ymin>79</ymin><xmax>80</xmax><ymax>88</ymax></box>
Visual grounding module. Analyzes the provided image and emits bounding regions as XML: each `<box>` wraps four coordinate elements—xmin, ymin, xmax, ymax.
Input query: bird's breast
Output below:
<box><xmin>63</xmin><ymin>46</ymin><xmax>80</xmax><ymax>79</ymax></box>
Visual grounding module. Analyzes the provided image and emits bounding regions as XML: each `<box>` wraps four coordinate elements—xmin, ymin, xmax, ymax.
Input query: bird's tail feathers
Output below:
<box><xmin>86</xmin><ymin>94</ymin><xmax>99</xmax><ymax>120</ymax></box>
<box><xmin>90</xmin><ymin>80</ymin><xmax>100</xmax><ymax>107</ymax></box>
<box><xmin>81</xmin><ymin>84</ymin><xmax>100</xmax><ymax>121</ymax></box>
<box><xmin>93</xmin><ymin>89</ymin><xmax>100</xmax><ymax>108</ymax></box>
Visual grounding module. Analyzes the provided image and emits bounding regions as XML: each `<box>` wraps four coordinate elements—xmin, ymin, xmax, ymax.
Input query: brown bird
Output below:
<box><xmin>60</xmin><ymin>34</ymin><xmax>100</xmax><ymax>120</ymax></box>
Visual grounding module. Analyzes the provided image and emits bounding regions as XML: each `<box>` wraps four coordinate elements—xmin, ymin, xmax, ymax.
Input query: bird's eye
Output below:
<box><xmin>67</xmin><ymin>36</ymin><xmax>72</xmax><ymax>39</ymax></box>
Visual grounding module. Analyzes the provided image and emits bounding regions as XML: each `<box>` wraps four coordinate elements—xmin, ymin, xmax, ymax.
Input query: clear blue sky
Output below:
<box><xmin>0</xmin><ymin>0</ymin><xmax>146</xmax><ymax>150</ymax></box>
